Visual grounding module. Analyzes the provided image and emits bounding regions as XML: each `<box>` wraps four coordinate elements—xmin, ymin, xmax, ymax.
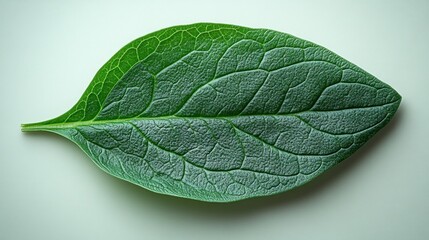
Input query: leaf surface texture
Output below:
<box><xmin>22</xmin><ymin>23</ymin><xmax>401</xmax><ymax>202</ymax></box>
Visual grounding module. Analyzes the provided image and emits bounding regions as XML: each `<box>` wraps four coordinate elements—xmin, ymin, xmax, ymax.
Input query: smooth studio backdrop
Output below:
<box><xmin>1</xmin><ymin>1</ymin><xmax>428</xmax><ymax>239</ymax></box>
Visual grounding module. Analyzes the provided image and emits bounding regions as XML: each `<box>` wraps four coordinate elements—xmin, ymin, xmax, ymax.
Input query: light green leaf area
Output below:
<box><xmin>22</xmin><ymin>23</ymin><xmax>401</xmax><ymax>202</ymax></box>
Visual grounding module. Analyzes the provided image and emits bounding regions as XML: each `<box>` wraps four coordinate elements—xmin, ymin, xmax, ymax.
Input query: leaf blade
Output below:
<box><xmin>22</xmin><ymin>23</ymin><xmax>401</xmax><ymax>202</ymax></box>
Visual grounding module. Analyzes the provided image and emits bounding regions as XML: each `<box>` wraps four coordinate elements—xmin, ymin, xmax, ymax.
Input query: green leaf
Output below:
<box><xmin>22</xmin><ymin>23</ymin><xmax>401</xmax><ymax>202</ymax></box>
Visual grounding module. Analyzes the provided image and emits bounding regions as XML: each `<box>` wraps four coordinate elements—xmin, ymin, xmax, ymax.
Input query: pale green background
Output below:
<box><xmin>1</xmin><ymin>0</ymin><xmax>428</xmax><ymax>239</ymax></box>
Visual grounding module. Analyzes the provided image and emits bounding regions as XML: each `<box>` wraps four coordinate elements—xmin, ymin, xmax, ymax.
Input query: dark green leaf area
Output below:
<box><xmin>24</xmin><ymin>23</ymin><xmax>401</xmax><ymax>202</ymax></box>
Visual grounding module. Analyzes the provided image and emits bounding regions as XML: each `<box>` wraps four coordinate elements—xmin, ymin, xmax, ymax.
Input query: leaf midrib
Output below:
<box><xmin>21</xmin><ymin>100</ymin><xmax>398</xmax><ymax>132</ymax></box>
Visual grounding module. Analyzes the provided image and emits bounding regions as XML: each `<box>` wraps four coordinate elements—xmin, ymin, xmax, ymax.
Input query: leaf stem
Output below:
<box><xmin>21</xmin><ymin>122</ymin><xmax>52</xmax><ymax>132</ymax></box>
